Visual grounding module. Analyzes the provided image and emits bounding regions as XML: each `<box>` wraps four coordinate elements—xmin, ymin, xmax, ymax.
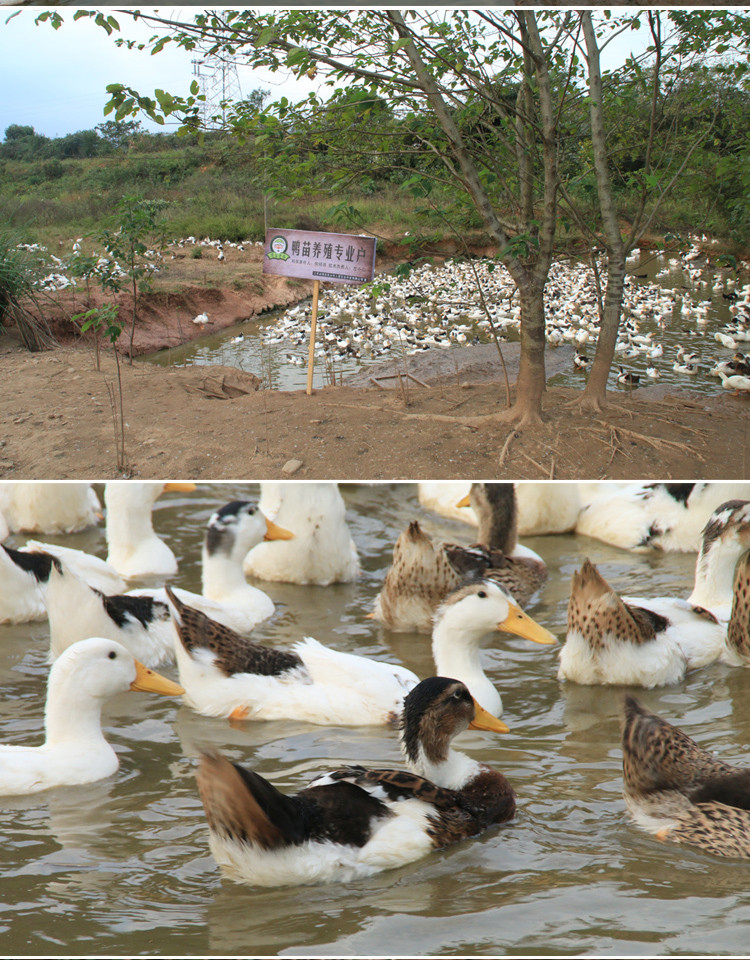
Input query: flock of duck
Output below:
<box><xmin>249</xmin><ymin>244</ymin><xmax>750</xmax><ymax>395</ymax></box>
<box><xmin>1</xmin><ymin>480</ymin><xmax>750</xmax><ymax>888</ymax></box>
<box><xmin>24</xmin><ymin>234</ymin><xmax>750</xmax><ymax>399</ymax></box>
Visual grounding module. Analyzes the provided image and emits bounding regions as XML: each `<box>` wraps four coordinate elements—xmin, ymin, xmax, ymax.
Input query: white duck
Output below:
<box><xmin>513</xmin><ymin>483</ymin><xmax>583</xmax><ymax>536</ymax></box>
<box><xmin>0</xmin><ymin>637</ymin><xmax>183</xmax><ymax>795</ymax></box>
<box><xmin>0</xmin><ymin>482</ymin><xmax>101</xmax><ymax>534</ymax></box>
<box><xmin>167</xmin><ymin>586</ymin><xmax>419</xmax><ymax>726</ymax></box>
<box><xmin>104</xmin><ymin>482</ymin><xmax>196</xmax><ymax>579</ymax></box>
<box><xmin>559</xmin><ymin>500</ymin><xmax>750</xmax><ymax>687</ymax></box>
<box><xmin>718</xmin><ymin>371</ymin><xmax>750</xmax><ymax>396</ymax></box>
<box><xmin>575</xmin><ymin>482</ymin><xmax>750</xmax><ymax>553</ymax></box>
<box><xmin>431</xmin><ymin>579</ymin><xmax>557</xmax><ymax>715</ymax></box>
<box><xmin>47</xmin><ymin>501</ymin><xmax>292</xmax><ymax>666</ymax></box>
<box><xmin>243</xmin><ymin>483</ymin><xmax>359</xmax><ymax>585</ymax></box>
<box><xmin>417</xmin><ymin>482</ymin><xmax>472</xmax><ymax>525</ymax></box>
<box><xmin>195</xmin><ymin>677</ymin><xmax>513</xmax><ymax>887</ymax></box>
<box><xmin>0</xmin><ymin>543</ymin><xmax>124</xmax><ymax>625</ymax></box>
<box><xmin>426</xmin><ymin>481</ymin><xmax>596</xmax><ymax>537</ymax></box>
<box><xmin>169</xmin><ymin>576</ymin><xmax>555</xmax><ymax>724</ymax></box>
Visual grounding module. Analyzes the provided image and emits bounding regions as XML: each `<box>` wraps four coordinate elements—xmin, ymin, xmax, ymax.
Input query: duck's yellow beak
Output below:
<box><xmin>263</xmin><ymin>516</ymin><xmax>295</xmax><ymax>541</ymax></box>
<box><xmin>456</xmin><ymin>493</ymin><xmax>471</xmax><ymax>508</ymax></box>
<box><xmin>469</xmin><ymin>698</ymin><xmax>509</xmax><ymax>733</ymax></box>
<box><xmin>130</xmin><ymin>661</ymin><xmax>185</xmax><ymax>696</ymax></box>
<box><xmin>499</xmin><ymin>602</ymin><xmax>557</xmax><ymax>645</ymax></box>
<box><xmin>163</xmin><ymin>482</ymin><xmax>197</xmax><ymax>494</ymax></box>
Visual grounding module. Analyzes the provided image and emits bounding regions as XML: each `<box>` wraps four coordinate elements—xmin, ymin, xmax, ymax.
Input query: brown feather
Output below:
<box><xmin>622</xmin><ymin>696</ymin><xmax>750</xmax><ymax>859</ymax></box>
<box><xmin>196</xmin><ymin>753</ymin><xmax>286</xmax><ymax>850</ymax></box>
<box><xmin>727</xmin><ymin>551</ymin><xmax>750</xmax><ymax>662</ymax></box>
<box><xmin>568</xmin><ymin>559</ymin><xmax>668</xmax><ymax>649</ymax></box>
<box><xmin>167</xmin><ymin>586</ymin><xmax>304</xmax><ymax>678</ymax></box>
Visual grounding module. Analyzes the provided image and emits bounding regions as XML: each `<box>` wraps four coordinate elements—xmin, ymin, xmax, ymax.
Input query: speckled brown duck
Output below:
<box><xmin>194</xmin><ymin>676</ymin><xmax>515</xmax><ymax>887</ymax></box>
<box><xmin>622</xmin><ymin>696</ymin><xmax>750</xmax><ymax>859</ymax></box>
<box><xmin>558</xmin><ymin>502</ymin><xmax>750</xmax><ymax>688</ymax></box>
<box><xmin>557</xmin><ymin>558</ymin><xmax>726</xmax><ymax>688</ymax></box>
<box><xmin>725</xmin><ymin>550</ymin><xmax>750</xmax><ymax>665</ymax></box>
<box><xmin>372</xmin><ymin>483</ymin><xmax>548</xmax><ymax>633</ymax></box>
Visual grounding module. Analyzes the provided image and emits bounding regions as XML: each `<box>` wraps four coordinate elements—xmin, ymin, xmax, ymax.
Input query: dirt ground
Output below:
<box><xmin>2</xmin><ymin>324</ymin><xmax>747</xmax><ymax>481</ymax></box>
<box><xmin>4</xmin><ymin>238</ymin><xmax>748</xmax><ymax>481</ymax></box>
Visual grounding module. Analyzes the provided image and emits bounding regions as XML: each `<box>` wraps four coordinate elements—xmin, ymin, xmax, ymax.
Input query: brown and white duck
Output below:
<box><xmin>622</xmin><ymin>696</ymin><xmax>750</xmax><ymax>859</ymax></box>
<box><xmin>558</xmin><ymin>500</ymin><xmax>750</xmax><ymax>687</ymax></box>
<box><xmin>195</xmin><ymin>676</ymin><xmax>515</xmax><ymax>886</ymax></box>
<box><xmin>372</xmin><ymin>483</ymin><xmax>547</xmax><ymax>633</ymax></box>
<box><xmin>167</xmin><ymin>587</ymin><xmax>418</xmax><ymax>726</ymax></box>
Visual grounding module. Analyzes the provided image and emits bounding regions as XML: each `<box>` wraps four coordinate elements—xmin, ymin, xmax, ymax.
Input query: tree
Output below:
<box><xmin>571</xmin><ymin>10</ymin><xmax>750</xmax><ymax>411</ymax></box>
<box><xmin>4</xmin><ymin>124</ymin><xmax>35</xmax><ymax>141</ymax></box>
<box><xmin>96</xmin><ymin>119</ymin><xmax>144</xmax><ymax>151</ymax></box>
<box><xmin>88</xmin><ymin>9</ymin><xmax>585</xmax><ymax>426</ymax></box>
<box><xmin>94</xmin><ymin>195</ymin><xmax>169</xmax><ymax>361</ymax></box>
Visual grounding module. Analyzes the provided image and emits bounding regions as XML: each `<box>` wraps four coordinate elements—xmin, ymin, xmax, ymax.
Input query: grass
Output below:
<box><xmin>0</xmin><ymin>229</ymin><xmax>56</xmax><ymax>349</ymax></box>
<box><xmin>2</xmin><ymin>142</ymin><xmax>746</xmax><ymax>264</ymax></box>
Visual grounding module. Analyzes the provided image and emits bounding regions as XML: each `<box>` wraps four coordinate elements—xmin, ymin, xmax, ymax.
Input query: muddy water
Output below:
<box><xmin>145</xmin><ymin>256</ymin><xmax>747</xmax><ymax>396</ymax></box>
<box><xmin>0</xmin><ymin>482</ymin><xmax>748</xmax><ymax>957</ymax></box>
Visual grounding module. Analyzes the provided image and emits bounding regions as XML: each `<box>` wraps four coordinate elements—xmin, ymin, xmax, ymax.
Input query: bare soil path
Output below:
<box><xmin>2</xmin><ymin>330</ymin><xmax>746</xmax><ymax>480</ymax></box>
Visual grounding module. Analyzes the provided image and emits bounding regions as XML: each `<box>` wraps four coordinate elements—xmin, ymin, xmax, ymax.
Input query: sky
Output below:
<box><xmin>0</xmin><ymin>8</ymin><xmax>654</xmax><ymax>141</ymax></box>
<box><xmin>0</xmin><ymin>7</ymin><xmax>317</xmax><ymax>138</ymax></box>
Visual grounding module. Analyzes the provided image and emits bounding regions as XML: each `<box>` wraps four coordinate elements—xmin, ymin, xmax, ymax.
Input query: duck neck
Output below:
<box><xmin>408</xmin><ymin>743</ymin><xmax>480</xmax><ymax>791</ymax></box>
<box><xmin>107</xmin><ymin>503</ymin><xmax>155</xmax><ymax>559</ymax></box>
<box><xmin>432</xmin><ymin>616</ymin><xmax>501</xmax><ymax>715</ymax></box>
<box><xmin>201</xmin><ymin>542</ymin><xmax>248</xmax><ymax>599</ymax></box>
<box><xmin>44</xmin><ymin>674</ymin><xmax>109</xmax><ymax>750</ymax></box>
<box><xmin>689</xmin><ymin>536</ymin><xmax>743</xmax><ymax>611</ymax></box>
<box><xmin>473</xmin><ymin>485</ymin><xmax>517</xmax><ymax>553</ymax></box>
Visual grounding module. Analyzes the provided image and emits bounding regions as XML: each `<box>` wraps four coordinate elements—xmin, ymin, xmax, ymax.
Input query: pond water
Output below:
<box><xmin>144</xmin><ymin>252</ymin><xmax>749</xmax><ymax>397</ymax></box>
<box><xmin>0</xmin><ymin>481</ymin><xmax>748</xmax><ymax>957</ymax></box>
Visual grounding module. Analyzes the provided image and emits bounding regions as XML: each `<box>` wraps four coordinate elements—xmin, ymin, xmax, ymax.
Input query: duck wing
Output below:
<box><xmin>569</xmin><ymin>559</ymin><xmax>669</xmax><ymax>648</ymax></box>
<box><xmin>443</xmin><ymin>544</ymin><xmax>547</xmax><ymax>606</ymax></box>
<box><xmin>102</xmin><ymin>592</ymin><xmax>171</xmax><ymax>631</ymax></box>
<box><xmin>622</xmin><ymin>696</ymin><xmax>739</xmax><ymax>797</ymax></box>
<box><xmin>2</xmin><ymin>544</ymin><xmax>55</xmax><ymax>582</ymax></box>
<box><xmin>318</xmin><ymin>765</ymin><xmax>515</xmax><ymax>845</ymax></box>
<box><xmin>167</xmin><ymin>587</ymin><xmax>304</xmax><ymax>678</ymax></box>
<box><xmin>197</xmin><ymin>753</ymin><xmax>390</xmax><ymax>850</ymax></box>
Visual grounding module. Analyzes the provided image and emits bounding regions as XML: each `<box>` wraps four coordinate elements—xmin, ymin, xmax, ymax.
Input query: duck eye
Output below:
<box><xmin>477</xmin><ymin>590</ymin><xmax>487</xmax><ymax>599</ymax></box>
<box><xmin>108</xmin><ymin>651</ymin><xmax>117</xmax><ymax>660</ymax></box>
<box><xmin>452</xmin><ymin>690</ymin><xmax>463</xmax><ymax>700</ymax></box>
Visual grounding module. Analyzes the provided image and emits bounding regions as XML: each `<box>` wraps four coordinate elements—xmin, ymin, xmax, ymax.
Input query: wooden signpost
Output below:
<box><xmin>262</xmin><ymin>228</ymin><xmax>377</xmax><ymax>394</ymax></box>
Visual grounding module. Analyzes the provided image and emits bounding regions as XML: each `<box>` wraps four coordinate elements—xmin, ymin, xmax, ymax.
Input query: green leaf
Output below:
<box><xmin>286</xmin><ymin>47</ymin><xmax>309</xmax><ymax>67</ymax></box>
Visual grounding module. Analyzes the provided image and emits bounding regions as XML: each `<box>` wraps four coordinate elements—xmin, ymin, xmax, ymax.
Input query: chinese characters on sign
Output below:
<box><xmin>263</xmin><ymin>228</ymin><xmax>377</xmax><ymax>284</ymax></box>
<box><xmin>262</xmin><ymin>227</ymin><xmax>378</xmax><ymax>394</ymax></box>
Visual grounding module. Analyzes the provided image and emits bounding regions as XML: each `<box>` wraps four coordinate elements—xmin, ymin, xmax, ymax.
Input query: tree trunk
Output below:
<box><xmin>581</xmin><ymin>258</ymin><xmax>626</xmax><ymax>411</ymax></box>
<box><xmin>387</xmin><ymin>10</ymin><xmax>547</xmax><ymax>424</ymax></box>
<box><xmin>579</xmin><ymin>12</ymin><xmax>627</xmax><ymax>412</ymax></box>
<box><xmin>508</xmin><ymin>284</ymin><xmax>547</xmax><ymax>426</ymax></box>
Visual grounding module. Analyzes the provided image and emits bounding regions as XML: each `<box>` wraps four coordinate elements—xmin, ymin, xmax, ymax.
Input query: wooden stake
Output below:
<box><xmin>306</xmin><ymin>279</ymin><xmax>320</xmax><ymax>395</ymax></box>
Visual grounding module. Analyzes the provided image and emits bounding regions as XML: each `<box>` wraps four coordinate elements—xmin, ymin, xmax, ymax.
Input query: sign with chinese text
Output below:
<box><xmin>263</xmin><ymin>228</ymin><xmax>377</xmax><ymax>285</ymax></box>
